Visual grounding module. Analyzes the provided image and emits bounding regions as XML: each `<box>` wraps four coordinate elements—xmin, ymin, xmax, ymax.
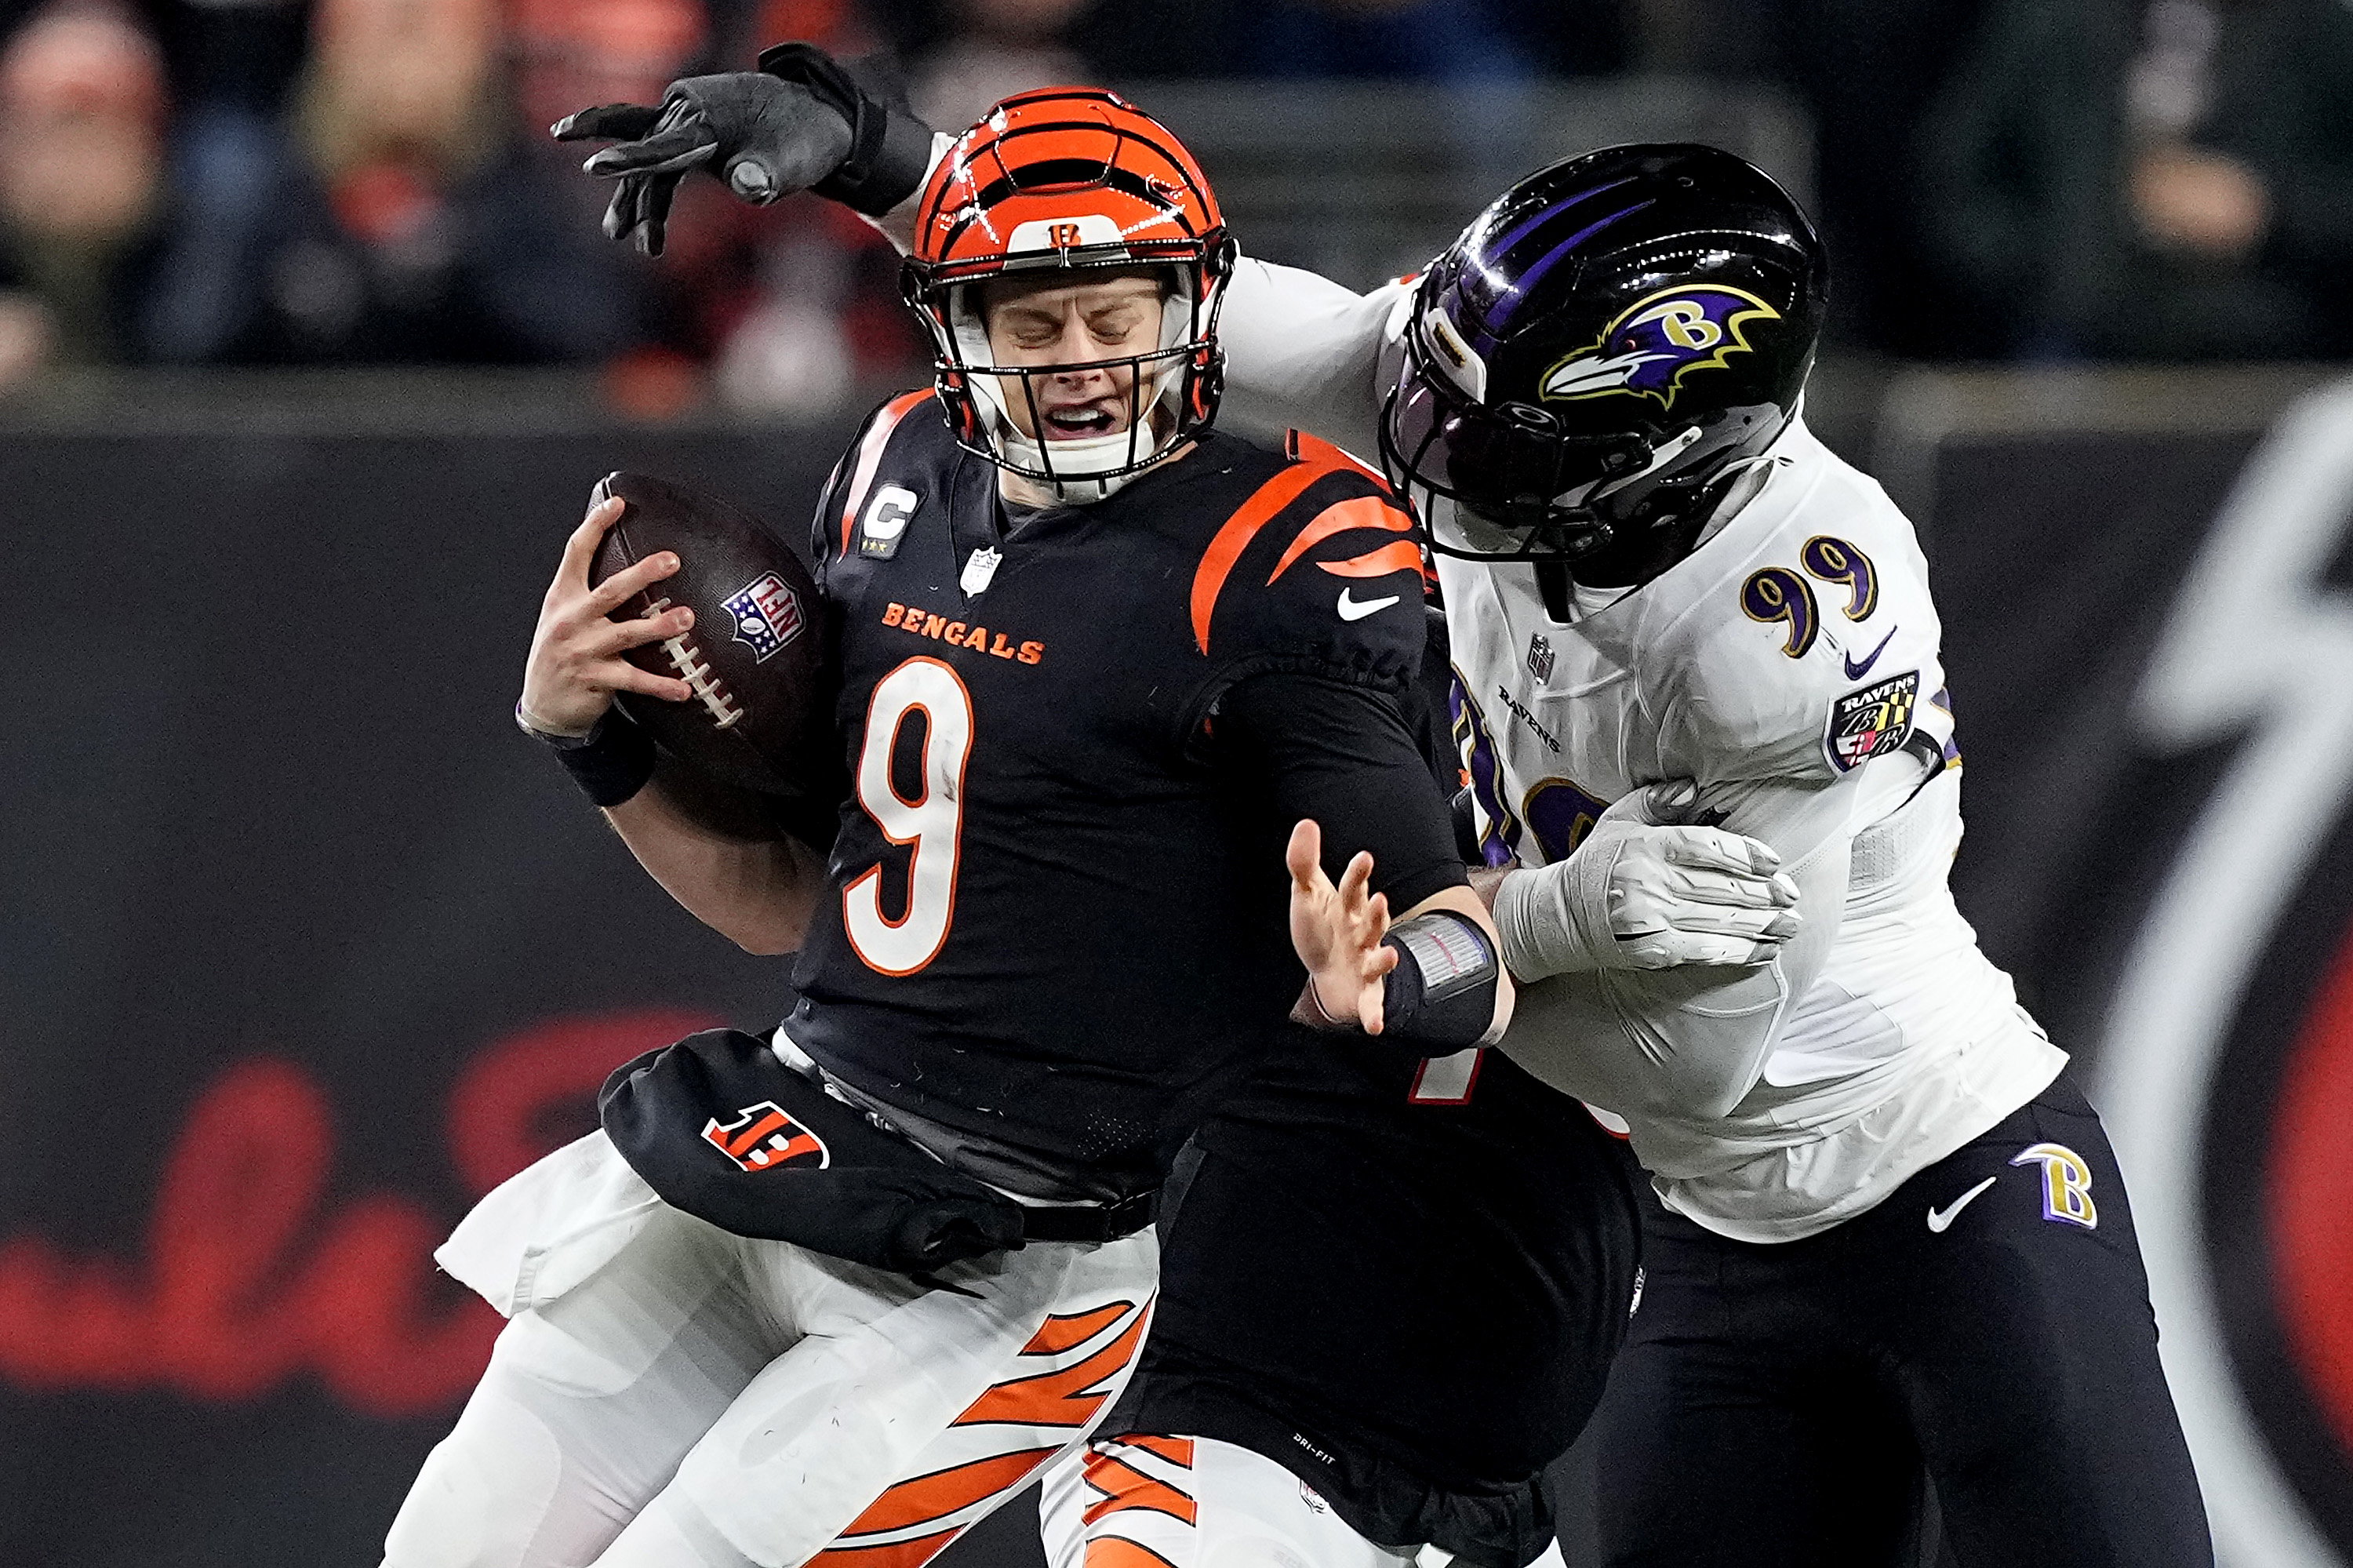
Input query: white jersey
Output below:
<box><xmin>1217</xmin><ymin>258</ymin><xmax>2067</xmax><ymax>1242</ymax></box>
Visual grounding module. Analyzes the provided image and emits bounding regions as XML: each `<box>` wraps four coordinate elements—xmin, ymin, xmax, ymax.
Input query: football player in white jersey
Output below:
<box><xmin>558</xmin><ymin>62</ymin><xmax>2212</xmax><ymax>1568</ymax></box>
<box><xmin>1220</xmin><ymin>145</ymin><xmax>2213</xmax><ymax>1566</ymax></box>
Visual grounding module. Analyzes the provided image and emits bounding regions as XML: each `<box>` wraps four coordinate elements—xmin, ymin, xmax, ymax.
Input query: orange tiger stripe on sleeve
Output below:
<box><xmin>1289</xmin><ymin>429</ymin><xmax>1389</xmax><ymax>484</ymax></box>
<box><xmin>1317</xmin><ymin>540</ymin><xmax>1428</xmax><ymax>580</ymax></box>
<box><xmin>1265</xmin><ymin>493</ymin><xmax>1414</xmax><ymax>584</ymax></box>
<box><xmin>838</xmin><ymin>390</ymin><xmax>935</xmax><ymax>555</ymax></box>
<box><xmin>1189</xmin><ymin>432</ymin><xmax>1380</xmax><ymax>653</ymax></box>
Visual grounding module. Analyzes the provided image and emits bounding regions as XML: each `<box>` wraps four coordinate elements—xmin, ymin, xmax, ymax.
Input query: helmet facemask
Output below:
<box><xmin>915</xmin><ymin>257</ymin><xmax>1225</xmax><ymax>505</ymax></box>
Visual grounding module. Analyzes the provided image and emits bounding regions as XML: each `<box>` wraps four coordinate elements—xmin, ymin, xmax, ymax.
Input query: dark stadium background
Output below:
<box><xmin>2</xmin><ymin>1</ymin><xmax>2349</xmax><ymax>1564</ymax></box>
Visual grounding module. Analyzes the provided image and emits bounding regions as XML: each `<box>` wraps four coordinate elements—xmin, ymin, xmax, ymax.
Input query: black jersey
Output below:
<box><xmin>1114</xmin><ymin>1035</ymin><xmax>1642</xmax><ymax>1566</ymax></box>
<box><xmin>1097</xmin><ymin>607</ymin><xmax>1644</xmax><ymax>1568</ymax></box>
<box><xmin>782</xmin><ymin>391</ymin><xmax>1440</xmax><ymax>1199</ymax></box>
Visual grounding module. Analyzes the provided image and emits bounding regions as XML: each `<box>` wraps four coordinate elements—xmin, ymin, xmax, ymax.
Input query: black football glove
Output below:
<box><xmin>551</xmin><ymin>44</ymin><xmax>935</xmax><ymax>257</ymax></box>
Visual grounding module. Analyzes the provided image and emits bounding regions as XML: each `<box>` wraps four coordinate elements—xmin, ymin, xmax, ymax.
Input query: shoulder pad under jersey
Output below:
<box><xmin>809</xmin><ymin>389</ymin><xmax>944</xmax><ymax>580</ymax></box>
<box><xmin>1186</xmin><ymin>430</ymin><xmax>1429</xmax><ymax>689</ymax></box>
<box><xmin>1649</xmin><ymin>435</ymin><xmax>1956</xmax><ymax>784</ymax></box>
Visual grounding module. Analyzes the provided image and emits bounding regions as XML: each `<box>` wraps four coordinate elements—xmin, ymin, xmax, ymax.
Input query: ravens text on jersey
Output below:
<box><xmin>782</xmin><ymin>392</ymin><xmax>1463</xmax><ymax>1201</ymax></box>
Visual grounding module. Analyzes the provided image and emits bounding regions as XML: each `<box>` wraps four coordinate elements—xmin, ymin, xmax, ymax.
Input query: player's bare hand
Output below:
<box><xmin>518</xmin><ymin>494</ymin><xmax>696</xmax><ymax>737</ymax></box>
<box><xmin>1286</xmin><ymin>819</ymin><xmax>1398</xmax><ymax>1034</ymax></box>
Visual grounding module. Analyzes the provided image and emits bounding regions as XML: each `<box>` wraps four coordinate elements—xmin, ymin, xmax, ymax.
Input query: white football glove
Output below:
<box><xmin>1490</xmin><ymin>780</ymin><xmax>1800</xmax><ymax>980</ymax></box>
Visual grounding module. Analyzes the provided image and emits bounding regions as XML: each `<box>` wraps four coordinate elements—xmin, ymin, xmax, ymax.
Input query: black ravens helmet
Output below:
<box><xmin>1381</xmin><ymin>144</ymin><xmax>1828</xmax><ymax>569</ymax></box>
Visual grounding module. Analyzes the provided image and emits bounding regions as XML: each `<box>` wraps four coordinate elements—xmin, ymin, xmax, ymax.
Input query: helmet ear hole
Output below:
<box><xmin>935</xmin><ymin>367</ymin><xmax>984</xmax><ymax>445</ymax></box>
<box><xmin>1207</xmin><ymin>231</ymin><xmax>1239</xmax><ymax>283</ymax></box>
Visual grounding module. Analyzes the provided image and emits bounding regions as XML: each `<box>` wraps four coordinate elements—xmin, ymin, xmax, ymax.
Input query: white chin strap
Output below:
<box><xmin>949</xmin><ymin>278</ymin><xmax>1197</xmax><ymax>506</ymax></box>
<box><xmin>992</xmin><ymin>424</ymin><xmax>1164</xmax><ymax>506</ymax></box>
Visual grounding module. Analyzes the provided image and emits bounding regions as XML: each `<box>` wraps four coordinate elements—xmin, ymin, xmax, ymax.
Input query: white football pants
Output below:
<box><xmin>1038</xmin><ymin>1434</ymin><xmax>1567</xmax><ymax>1568</ymax></box>
<box><xmin>383</xmin><ymin>1131</ymin><xmax>1158</xmax><ymax>1568</ymax></box>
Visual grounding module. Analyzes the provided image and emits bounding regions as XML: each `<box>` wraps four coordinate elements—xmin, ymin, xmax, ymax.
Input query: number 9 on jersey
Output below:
<box><xmin>844</xmin><ymin>657</ymin><xmax>974</xmax><ymax>975</ymax></box>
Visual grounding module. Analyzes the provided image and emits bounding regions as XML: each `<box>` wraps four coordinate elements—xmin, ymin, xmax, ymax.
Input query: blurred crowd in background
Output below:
<box><xmin>2</xmin><ymin>0</ymin><xmax>2348</xmax><ymax>412</ymax></box>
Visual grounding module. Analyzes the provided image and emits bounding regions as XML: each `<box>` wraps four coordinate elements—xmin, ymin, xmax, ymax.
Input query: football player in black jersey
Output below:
<box><xmin>381</xmin><ymin>92</ymin><xmax>1551</xmax><ymax>1568</ymax></box>
<box><xmin>533</xmin><ymin>56</ymin><xmax>1810</xmax><ymax>1568</ymax></box>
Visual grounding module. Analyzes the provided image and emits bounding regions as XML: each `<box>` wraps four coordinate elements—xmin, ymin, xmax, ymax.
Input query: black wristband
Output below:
<box><xmin>757</xmin><ymin>42</ymin><xmax>936</xmax><ymax>216</ymax></box>
<box><xmin>527</xmin><ymin>703</ymin><xmax>658</xmax><ymax>808</ymax></box>
<box><xmin>1380</xmin><ymin>911</ymin><xmax>1501</xmax><ymax>1050</ymax></box>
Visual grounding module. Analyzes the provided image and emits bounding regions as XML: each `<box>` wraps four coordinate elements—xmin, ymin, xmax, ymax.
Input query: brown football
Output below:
<box><xmin>586</xmin><ymin>471</ymin><xmax>829</xmax><ymax>798</ymax></box>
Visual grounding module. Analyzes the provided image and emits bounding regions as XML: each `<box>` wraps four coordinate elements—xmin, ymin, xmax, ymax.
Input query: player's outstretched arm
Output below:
<box><xmin>551</xmin><ymin>45</ymin><xmax>934</xmax><ymax>256</ymax></box>
<box><xmin>1482</xmin><ymin>782</ymin><xmax>1801</xmax><ymax>981</ymax></box>
<box><xmin>520</xmin><ymin>496</ymin><xmax>827</xmax><ymax>955</ymax></box>
<box><xmin>1214</xmin><ymin>259</ymin><xmax>1406</xmax><ymax>460</ymax></box>
<box><xmin>558</xmin><ymin>40</ymin><xmax>1402</xmax><ymax>462</ymax></box>
<box><xmin>1288</xmin><ymin>820</ymin><xmax>1512</xmax><ymax>1042</ymax></box>
<box><xmin>1287</xmin><ymin>819</ymin><xmax>1398</xmax><ymax>1029</ymax></box>
<box><xmin>1493</xmin><ymin>773</ymin><xmax>1867</xmax><ymax>1119</ymax></box>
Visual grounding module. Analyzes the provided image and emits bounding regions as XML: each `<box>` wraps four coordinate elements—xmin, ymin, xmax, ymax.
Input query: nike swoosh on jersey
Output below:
<box><xmin>1843</xmin><ymin>625</ymin><xmax>1898</xmax><ymax>680</ymax></box>
<box><xmin>1926</xmin><ymin>1174</ymin><xmax>1998</xmax><ymax>1233</ymax></box>
<box><xmin>1337</xmin><ymin>588</ymin><xmax>1400</xmax><ymax>621</ymax></box>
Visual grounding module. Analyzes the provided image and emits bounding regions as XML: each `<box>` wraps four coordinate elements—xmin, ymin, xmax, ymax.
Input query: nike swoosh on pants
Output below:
<box><xmin>1926</xmin><ymin>1174</ymin><xmax>1998</xmax><ymax>1232</ymax></box>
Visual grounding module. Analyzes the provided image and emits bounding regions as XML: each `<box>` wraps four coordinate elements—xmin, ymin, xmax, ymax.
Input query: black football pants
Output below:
<box><xmin>1589</xmin><ymin>1073</ymin><xmax>2213</xmax><ymax>1568</ymax></box>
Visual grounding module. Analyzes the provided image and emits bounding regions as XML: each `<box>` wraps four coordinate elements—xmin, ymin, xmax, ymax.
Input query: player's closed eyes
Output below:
<box><xmin>1013</xmin><ymin>310</ymin><xmax>1141</xmax><ymax>350</ymax></box>
<box><xmin>1087</xmin><ymin>307</ymin><xmax>1144</xmax><ymax>341</ymax></box>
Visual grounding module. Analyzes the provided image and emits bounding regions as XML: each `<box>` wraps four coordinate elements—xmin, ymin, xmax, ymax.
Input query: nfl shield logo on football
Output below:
<box><xmin>1824</xmin><ymin>669</ymin><xmax>1919</xmax><ymax>772</ymax></box>
<box><xmin>722</xmin><ymin>573</ymin><xmax>806</xmax><ymax>663</ymax></box>
<box><xmin>702</xmin><ymin>1101</ymin><xmax>828</xmax><ymax>1173</ymax></box>
<box><xmin>1527</xmin><ymin>633</ymin><xmax>1555</xmax><ymax>682</ymax></box>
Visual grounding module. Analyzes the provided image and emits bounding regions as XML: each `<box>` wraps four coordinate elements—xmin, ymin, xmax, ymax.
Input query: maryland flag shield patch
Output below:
<box><xmin>1825</xmin><ymin>670</ymin><xmax>1919</xmax><ymax>773</ymax></box>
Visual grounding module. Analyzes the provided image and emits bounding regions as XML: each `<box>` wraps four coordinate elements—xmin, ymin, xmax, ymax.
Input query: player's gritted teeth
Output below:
<box><xmin>1038</xmin><ymin>393</ymin><xmax>1125</xmax><ymax>441</ymax></box>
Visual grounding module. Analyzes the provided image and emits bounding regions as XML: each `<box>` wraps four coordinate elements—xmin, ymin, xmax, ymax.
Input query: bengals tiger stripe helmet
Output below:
<box><xmin>903</xmin><ymin>88</ymin><xmax>1236</xmax><ymax>503</ymax></box>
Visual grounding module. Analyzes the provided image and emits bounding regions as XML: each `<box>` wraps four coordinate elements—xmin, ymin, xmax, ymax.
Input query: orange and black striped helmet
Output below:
<box><xmin>903</xmin><ymin>88</ymin><xmax>1236</xmax><ymax>499</ymax></box>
